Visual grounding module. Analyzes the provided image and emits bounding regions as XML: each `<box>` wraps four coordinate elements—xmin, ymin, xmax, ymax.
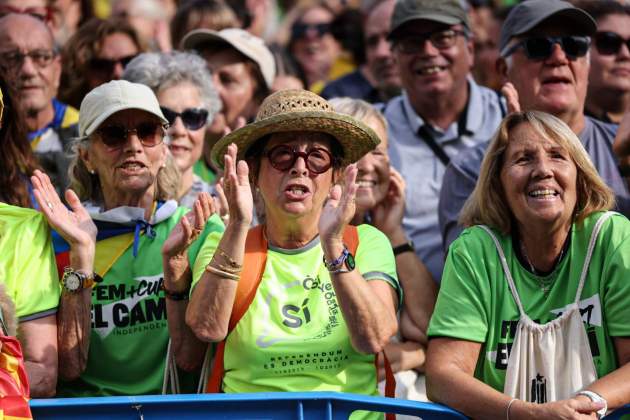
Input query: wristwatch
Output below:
<box><xmin>61</xmin><ymin>267</ymin><xmax>101</xmax><ymax>292</ymax></box>
<box><xmin>393</xmin><ymin>240</ymin><xmax>415</xmax><ymax>256</ymax></box>
<box><xmin>576</xmin><ymin>390</ymin><xmax>607</xmax><ymax>419</ymax></box>
<box><xmin>323</xmin><ymin>247</ymin><xmax>356</xmax><ymax>273</ymax></box>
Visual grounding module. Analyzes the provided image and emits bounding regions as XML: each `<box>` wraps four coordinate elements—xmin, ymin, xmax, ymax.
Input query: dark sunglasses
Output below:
<box><xmin>594</xmin><ymin>31</ymin><xmax>630</xmax><ymax>56</ymax></box>
<box><xmin>88</xmin><ymin>54</ymin><xmax>137</xmax><ymax>74</ymax></box>
<box><xmin>266</xmin><ymin>145</ymin><xmax>334</xmax><ymax>174</ymax></box>
<box><xmin>95</xmin><ymin>122</ymin><xmax>167</xmax><ymax>150</ymax></box>
<box><xmin>291</xmin><ymin>23</ymin><xmax>331</xmax><ymax>39</ymax></box>
<box><xmin>160</xmin><ymin>106</ymin><xmax>208</xmax><ymax>131</ymax></box>
<box><xmin>502</xmin><ymin>36</ymin><xmax>590</xmax><ymax>60</ymax></box>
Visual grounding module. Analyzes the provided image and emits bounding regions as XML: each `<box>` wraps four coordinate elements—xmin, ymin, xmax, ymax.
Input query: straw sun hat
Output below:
<box><xmin>210</xmin><ymin>89</ymin><xmax>380</xmax><ymax>169</ymax></box>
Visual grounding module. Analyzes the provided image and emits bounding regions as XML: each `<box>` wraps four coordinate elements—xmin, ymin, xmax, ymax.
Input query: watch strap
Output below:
<box><xmin>393</xmin><ymin>240</ymin><xmax>415</xmax><ymax>256</ymax></box>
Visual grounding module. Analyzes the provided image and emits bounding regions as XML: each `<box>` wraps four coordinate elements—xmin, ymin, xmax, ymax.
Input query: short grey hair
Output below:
<box><xmin>122</xmin><ymin>51</ymin><xmax>221</xmax><ymax>123</ymax></box>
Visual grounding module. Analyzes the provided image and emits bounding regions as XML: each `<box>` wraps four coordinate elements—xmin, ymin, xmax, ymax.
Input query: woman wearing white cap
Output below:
<box><xmin>31</xmin><ymin>80</ymin><xmax>224</xmax><ymax>396</ymax></box>
<box><xmin>164</xmin><ymin>89</ymin><xmax>400</xmax><ymax>419</ymax></box>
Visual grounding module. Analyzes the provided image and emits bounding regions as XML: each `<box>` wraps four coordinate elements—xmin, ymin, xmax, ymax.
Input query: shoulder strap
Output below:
<box><xmin>417</xmin><ymin>126</ymin><xmax>451</xmax><ymax>166</ymax></box>
<box><xmin>207</xmin><ymin>225</ymin><xmax>268</xmax><ymax>393</ymax></box>
<box><xmin>342</xmin><ymin>225</ymin><xmax>359</xmax><ymax>255</ymax></box>
<box><xmin>479</xmin><ymin>225</ymin><xmax>526</xmax><ymax>316</ymax></box>
<box><xmin>574</xmin><ymin>212</ymin><xmax>614</xmax><ymax>303</ymax></box>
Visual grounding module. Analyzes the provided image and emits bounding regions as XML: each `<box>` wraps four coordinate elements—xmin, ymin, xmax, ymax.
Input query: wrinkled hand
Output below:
<box><xmin>319</xmin><ymin>164</ymin><xmax>358</xmax><ymax>243</ymax></box>
<box><xmin>213</xmin><ymin>180</ymin><xmax>230</xmax><ymax>224</ymax></box>
<box><xmin>162</xmin><ymin>192</ymin><xmax>215</xmax><ymax>260</ymax></box>
<box><xmin>31</xmin><ymin>170</ymin><xmax>96</xmax><ymax>248</ymax></box>
<box><xmin>377</xmin><ymin>341</ymin><xmax>426</xmax><ymax>382</ymax></box>
<box><xmin>533</xmin><ymin>396</ymin><xmax>604</xmax><ymax>419</ymax></box>
<box><xmin>223</xmin><ymin>143</ymin><xmax>253</xmax><ymax>227</ymax></box>
<box><xmin>501</xmin><ymin>82</ymin><xmax>521</xmax><ymax>114</ymax></box>
<box><xmin>371</xmin><ymin>168</ymin><xmax>406</xmax><ymax>241</ymax></box>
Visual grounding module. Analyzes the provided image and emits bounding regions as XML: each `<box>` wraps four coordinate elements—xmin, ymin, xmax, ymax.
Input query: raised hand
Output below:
<box><xmin>162</xmin><ymin>192</ymin><xmax>215</xmax><ymax>260</ymax></box>
<box><xmin>223</xmin><ymin>143</ymin><xmax>253</xmax><ymax>228</ymax></box>
<box><xmin>31</xmin><ymin>169</ymin><xmax>96</xmax><ymax>272</ymax></box>
<box><xmin>31</xmin><ymin>169</ymin><xmax>96</xmax><ymax>248</ymax></box>
<box><xmin>319</xmin><ymin>164</ymin><xmax>358</xmax><ymax>243</ymax></box>
<box><xmin>371</xmin><ymin>167</ymin><xmax>407</xmax><ymax>242</ymax></box>
<box><xmin>501</xmin><ymin>82</ymin><xmax>521</xmax><ymax>114</ymax></box>
<box><xmin>213</xmin><ymin>179</ymin><xmax>230</xmax><ymax>225</ymax></box>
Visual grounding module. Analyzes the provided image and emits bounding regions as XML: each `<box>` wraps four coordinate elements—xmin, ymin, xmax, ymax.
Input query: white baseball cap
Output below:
<box><xmin>181</xmin><ymin>28</ymin><xmax>276</xmax><ymax>90</ymax></box>
<box><xmin>79</xmin><ymin>80</ymin><xmax>168</xmax><ymax>138</ymax></box>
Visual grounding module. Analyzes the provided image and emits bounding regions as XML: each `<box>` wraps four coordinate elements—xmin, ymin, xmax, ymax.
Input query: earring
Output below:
<box><xmin>88</xmin><ymin>169</ymin><xmax>95</xmax><ymax>175</ymax></box>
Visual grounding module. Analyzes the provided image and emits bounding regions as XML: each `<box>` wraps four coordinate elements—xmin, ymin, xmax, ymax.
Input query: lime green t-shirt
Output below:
<box><xmin>0</xmin><ymin>203</ymin><xmax>60</xmax><ymax>321</ymax></box>
<box><xmin>57</xmin><ymin>210</ymin><xmax>224</xmax><ymax>397</ymax></box>
<box><xmin>193</xmin><ymin>160</ymin><xmax>217</xmax><ymax>185</ymax></box>
<box><xmin>428</xmin><ymin>212</ymin><xmax>630</xmax><ymax>392</ymax></box>
<box><xmin>192</xmin><ymin>224</ymin><xmax>400</xmax><ymax>401</ymax></box>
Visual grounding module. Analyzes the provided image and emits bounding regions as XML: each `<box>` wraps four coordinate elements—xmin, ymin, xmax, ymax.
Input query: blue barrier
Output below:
<box><xmin>30</xmin><ymin>392</ymin><xmax>466</xmax><ymax>419</ymax></box>
<box><xmin>29</xmin><ymin>393</ymin><xmax>630</xmax><ymax>419</ymax></box>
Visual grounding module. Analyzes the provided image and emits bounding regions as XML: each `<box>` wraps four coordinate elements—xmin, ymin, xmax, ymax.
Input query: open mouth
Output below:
<box><xmin>118</xmin><ymin>161</ymin><xmax>147</xmax><ymax>173</ymax></box>
<box><xmin>284</xmin><ymin>183</ymin><xmax>310</xmax><ymax>199</ymax></box>
<box><xmin>528</xmin><ymin>188</ymin><xmax>559</xmax><ymax>199</ymax></box>
<box><xmin>415</xmin><ymin>65</ymin><xmax>447</xmax><ymax>76</ymax></box>
<box><xmin>356</xmin><ymin>180</ymin><xmax>376</xmax><ymax>188</ymax></box>
<box><xmin>169</xmin><ymin>144</ymin><xmax>192</xmax><ymax>154</ymax></box>
<box><xmin>542</xmin><ymin>75</ymin><xmax>571</xmax><ymax>86</ymax></box>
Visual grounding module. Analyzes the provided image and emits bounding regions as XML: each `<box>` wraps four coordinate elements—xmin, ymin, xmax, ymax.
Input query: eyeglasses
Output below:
<box><xmin>594</xmin><ymin>31</ymin><xmax>630</xmax><ymax>56</ymax></box>
<box><xmin>88</xmin><ymin>55</ymin><xmax>137</xmax><ymax>75</ymax></box>
<box><xmin>502</xmin><ymin>36</ymin><xmax>591</xmax><ymax>60</ymax></box>
<box><xmin>95</xmin><ymin>122</ymin><xmax>167</xmax><ymax>150</ymax></box>
<box><xmin>160</xmin><ymin>106</ymin><xmax>209</xmax><ymax>131</ymax></box>
<box><xmin>0</xmin><ymin>49</ymin><xmax>56</xmax><ymax>69</ymax></box>
<box><xmin>393</xmin><ymin>29</ymin><xmax>467</xmax><ymax>54</ymax></box>
<box><xmin>266</xmin><ymin>145</ymin><xmax>334</xmax><ymax>174</ymax></box>
<box><xmin>291</xmin><ymin>23</ymin><xmax>331</xmax><ymax>39</ymax></box>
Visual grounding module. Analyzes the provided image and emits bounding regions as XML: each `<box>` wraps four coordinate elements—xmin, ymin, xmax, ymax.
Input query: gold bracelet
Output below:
<box><xmin>205</xmin><ymin>263</ymin><xmax>240</xmax><ymax>281</ymax></box>
<box><xmin>215</xmin><ymin>260</ymin><xmax>242</xmax><ymax>274</ymax></box>
<box><xmin>217</xmin><ymin>247</ymin><xmax>242</xmax><ymax>269</ymax></box>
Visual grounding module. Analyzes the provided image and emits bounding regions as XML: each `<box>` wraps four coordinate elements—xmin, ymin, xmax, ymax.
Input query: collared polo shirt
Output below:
<box><xmin>382</xmin><ymin>77</ymin><xmax>505</xmax><ymax>282</ymax></box>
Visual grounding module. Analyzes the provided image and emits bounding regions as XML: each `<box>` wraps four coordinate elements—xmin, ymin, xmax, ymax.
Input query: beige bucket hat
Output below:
<box><xmin>211</xmin><ymin>89</ymin><xmax>380</xmax><ymax>169</ymax></box>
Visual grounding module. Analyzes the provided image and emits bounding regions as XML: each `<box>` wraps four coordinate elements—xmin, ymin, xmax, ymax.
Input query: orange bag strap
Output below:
<box><xmin>207</xmin><ymin>225</ymin><xmax>267</xmax><ymax>392</ymax></box>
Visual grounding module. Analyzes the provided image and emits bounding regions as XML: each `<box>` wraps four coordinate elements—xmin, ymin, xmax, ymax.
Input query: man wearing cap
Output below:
<box><xmin>439</xmin><ymin>0</ymin><xmax>630</xmax><ymax>251</ymax></box>
<box><xmin>321</xmin><ymin>0</ymin><xmax>401</xmax><ymax>103</ymax></box>
<box><xmin>0</xmin><ymin>13</ymin><xmax>79</xmax><ymax>192</ymax></box>
<box><xmin>381</xmin><ymin>0</ymin><xmax>505</xmax><ymax>283</ymax></box>
<box><xmin>182</xmin><ymin>28</ymin><xmax>276</xmax><ymax>185</ymax></box>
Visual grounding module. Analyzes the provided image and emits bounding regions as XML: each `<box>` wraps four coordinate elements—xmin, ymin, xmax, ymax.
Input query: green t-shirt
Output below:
<box><xmin>193</xmin><ymin>159</ymin><xmax>217</xmax><ymax>185</ymax></box>
<box><xmin>0</xmin><ymin>203</ymin><xmax>60</xmax><ymax>321</ymax></box>
<box><xmin>192</xmin><ymin>224</ymin><xmax>400</xmax><ymax>401</ymax></box>
<box><xmin>57</xmin><ymin>209</ymin><xmax>224</xmax><ymax>397</ymax></box>
<box><xmin>428</xmin><ymin>212</ymin><xmax>630</xmax><ymax>392</ymax></box>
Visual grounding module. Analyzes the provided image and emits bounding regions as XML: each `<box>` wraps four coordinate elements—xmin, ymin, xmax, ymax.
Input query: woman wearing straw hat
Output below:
<box><xmin>30</xmin><ymin>80</ymin><xmax>224</xmax><ymax>396</ymax></box>
<box><xmin>165</xmin><ymin>89</ymin><xmax>400</xmax><ymax>411</ymax></box>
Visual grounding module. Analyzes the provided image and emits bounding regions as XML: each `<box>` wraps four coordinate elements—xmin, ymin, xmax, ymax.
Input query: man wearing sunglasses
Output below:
<box><xmin>380</xmin><ymin>0</ymin><xmax>506</xmax><ymax>284</ymax></box>
<box><xmin>579</xmin><ymin>0</ymin><xmax>630</xmax><ymax>124</ymax></box>
<box><xmin>439</xmin><ymin>0</ymin><xmax>630</xmax><ymax>254</ymax></box>
<box><xmin>0</xmin><ymin>13</ymin><xmax>78</xmax><ymax>192</ymax></box>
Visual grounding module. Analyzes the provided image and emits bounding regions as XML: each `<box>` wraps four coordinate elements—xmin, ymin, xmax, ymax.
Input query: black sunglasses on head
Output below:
<box><xmin>89</xmin><ymin>54</ymin><xmax>137</xmax><ymax>74</ymax></box>
<box><xmin>502</xmin><ymin>36</ymin><xmax>590</xmax><ymax>61</ymax></box>
<box><xmin>291</xmin><ymin>23</ymin><xmax>331</xmax><ymax>39</ymax></box>
<box><xmin>160</xmin><ymin>106</ymin><xmax>209</xmax><ymax>131</ymax></box>
<box><xmin>594</xmin><ymin>31</ymin><xmax>630</xmax><ymax>56</ymax></box>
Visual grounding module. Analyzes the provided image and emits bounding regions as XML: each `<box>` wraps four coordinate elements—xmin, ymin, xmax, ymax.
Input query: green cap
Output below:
<box><xmin>389</xmin><ymin>0</ymin><xmax>469</xmax><ymax>39</ymax></box>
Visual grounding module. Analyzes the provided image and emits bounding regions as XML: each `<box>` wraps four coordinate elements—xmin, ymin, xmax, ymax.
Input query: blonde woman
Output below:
<box><xmin>427</xmin><ymin>111</ymin><xmax>630</xmax><ymax>419</ymax></box>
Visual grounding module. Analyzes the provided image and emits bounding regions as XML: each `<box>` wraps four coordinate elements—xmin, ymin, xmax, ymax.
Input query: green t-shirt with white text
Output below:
<box><xmin>428</xmin><ymin>212</ymin><xmax>630</xmax><ymax>392</ymax></box>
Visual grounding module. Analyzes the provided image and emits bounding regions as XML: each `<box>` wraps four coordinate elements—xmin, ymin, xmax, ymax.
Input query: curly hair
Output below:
<box><xmin>122</xmin><ymin>51</ymin><xmax>222</xmax><ymax>123</ymax></box>
<box><xmin>58</xmin><ymin>17</ymin><xmax>142</xmax><ymax>109</ymax></box>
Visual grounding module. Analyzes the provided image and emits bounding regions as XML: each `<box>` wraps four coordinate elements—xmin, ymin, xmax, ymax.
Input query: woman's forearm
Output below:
<box><xmin>186</xmin><ymin>223</ymin><xmax>249</xmax><ymax>342</ymax></box>
<box><xmin>57</xmin><ymin>288</ymin><xmax>91</xmax><ymax>381</ymax></box>
<box><xmin>323</xmin><ymin>240</ymin><xmax>398</xmax><ymax>354</ymax></box>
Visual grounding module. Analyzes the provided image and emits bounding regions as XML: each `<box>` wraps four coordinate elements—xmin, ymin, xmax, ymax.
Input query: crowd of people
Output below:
<box><xmin>1</xmin><ymin>0</ymin><xmax>630</xmax><ymax>418</ymax></box>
